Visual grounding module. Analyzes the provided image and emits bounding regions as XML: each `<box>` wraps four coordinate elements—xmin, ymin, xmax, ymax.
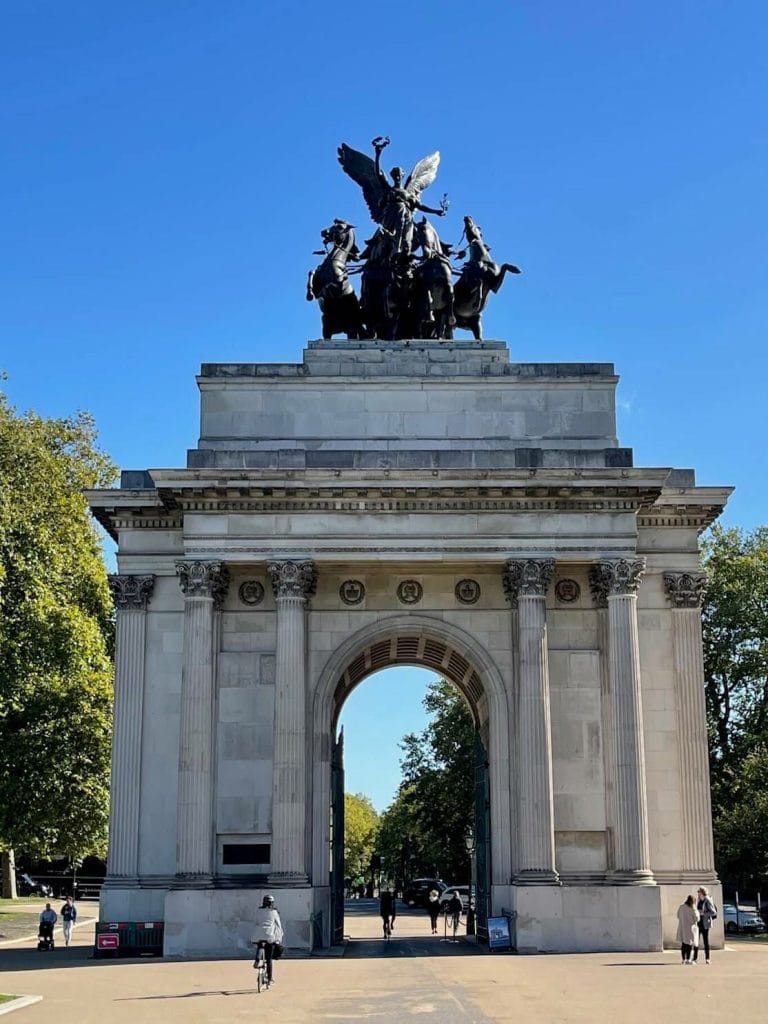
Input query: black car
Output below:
<box><xmin>403</xmin><ymin>878</ymin><xmax>446</xmax><ymax>908</ymax></box>
<box><xmin>16</xmin><ymin>872</ymin><xmax>52</xmax><ymax>898</ymax></box>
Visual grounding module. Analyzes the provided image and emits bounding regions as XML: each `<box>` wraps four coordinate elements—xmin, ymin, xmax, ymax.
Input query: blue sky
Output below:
<box><xmin>2</xmin><ymin>1</ymin><xmax>766</xmax><ymax>810</ymax></box>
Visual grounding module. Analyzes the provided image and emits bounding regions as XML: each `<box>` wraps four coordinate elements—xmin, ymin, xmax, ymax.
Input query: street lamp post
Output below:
<box><xmin>465</xmin><ymin>830</ymin><xmax>476</xmax><ymax>936</ymax></box>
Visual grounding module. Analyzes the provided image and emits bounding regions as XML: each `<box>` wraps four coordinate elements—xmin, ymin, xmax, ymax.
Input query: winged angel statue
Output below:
<box><xmin>337</xmin><ymin>136</ymin><xmax>448</xmax><ymax>259</ymax></box>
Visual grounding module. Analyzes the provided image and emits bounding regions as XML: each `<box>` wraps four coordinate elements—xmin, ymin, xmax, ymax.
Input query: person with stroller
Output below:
<box><xmin>60</xmin><ymin>895</ymin><xmax>77</xmax><ymax>947</ymax></box>
<box><xmin>38</xmin><ymin>903</ymin><xmax>57</xmax><ymax>950</ymax></box>
<box><xmin>250</xmin><ymin>895</ymin><xmax>283</xmax><ymax>988</ymax></box>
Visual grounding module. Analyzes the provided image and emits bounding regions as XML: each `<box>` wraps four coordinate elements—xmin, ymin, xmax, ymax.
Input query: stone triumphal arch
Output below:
<box><xmin>89</xmin><ymin>339</ymin><xmax>731</xmax><ymax>956</ymax></box>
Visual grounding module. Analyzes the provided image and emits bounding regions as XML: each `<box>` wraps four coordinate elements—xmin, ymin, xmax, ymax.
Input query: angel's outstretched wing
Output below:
<box><xmin>405</xmin><ymin>152</ymin><xmax>440</xmax><ymax>199</ymax></box>
<box><xmin>337</xmin><ymin>144</ymin><xmax>387</xmax><ymax>224</ymax></box>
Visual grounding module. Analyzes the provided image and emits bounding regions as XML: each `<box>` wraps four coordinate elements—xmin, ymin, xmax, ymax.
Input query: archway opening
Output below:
<box><xmin>326</xmin><ymin>642</ymin><xmax>492</xmax><ymax>948</ymax></box>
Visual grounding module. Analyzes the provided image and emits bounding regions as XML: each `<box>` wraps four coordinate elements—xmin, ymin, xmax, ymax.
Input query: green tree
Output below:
<box><xmin>702</xmin><ymin>525</ymin><xmax>768</xmax><ymax>888</ymax></box>
<box><xmin>377</xmin><ymin>679</ymin><xmax>475</xmax><ymax>884</ymax></box>
<box><xmin>344</xmin><ymin>792</ymin><xmax>378</xmax><ymax>881</ymax></box>
<box><xmin>0</xmin><ymin>388</ymin><xmax>116</xmax><ymax>879</ymax></box>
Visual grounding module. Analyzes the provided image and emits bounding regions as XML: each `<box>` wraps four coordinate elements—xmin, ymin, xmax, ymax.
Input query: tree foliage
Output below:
<box><xmin>344</xmin><ymin>792</ymin><xmax>378</xmax><ymax>880</ymax></box>
<box><xmin>702</xmin><ymin>525</ymin><xmax>768</xmax><ymax>889</ymax></box>
<box><xmin>0</xmin><ymin>388</ymin><xmax>116</xmax><ymax>859</ymax></box>
<box><xmin>376</xmin><ymin>679</ymin><xmax>474</xmax><ymax>884</ymax></box>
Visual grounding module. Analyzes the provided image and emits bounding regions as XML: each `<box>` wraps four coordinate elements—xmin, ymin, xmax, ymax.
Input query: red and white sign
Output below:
<box><xmin>97</xmin><ymin>933</ymin><xmax>120</xmax><ymax>950</ymax></box>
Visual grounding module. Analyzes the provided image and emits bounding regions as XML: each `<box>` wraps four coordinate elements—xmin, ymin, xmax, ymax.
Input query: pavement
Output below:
<box><xmin>1</xmin><ymin>898</ymin><xmax>767</xmax><ymax>1023</ymax></box>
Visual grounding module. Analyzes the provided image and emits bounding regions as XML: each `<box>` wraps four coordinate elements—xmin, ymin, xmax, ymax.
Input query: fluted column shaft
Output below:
<box><xmin>175</xmin><ymin>561</ymin><xmax>228</xmax><ymax>880</ymax></box>
<box><xmin>106</xmin><ymin>575</ymin><xmax>155</xmax><ymax>881</ymax></box>
<box><xmin>664</xmin><ymin>573</ymin><xmax>715</xmax><ymax>876</ymax></box>
<box><xmin>504</xmin><ymin>559</ymin><xmax>559</xmax><ymax>883</ymax></box>
<box><xmin>268</xmin><ymin>560</ymin><xmax>317</xmax><ymax>882</ymax></box>
<box><xmin>592</xmin><ymin>559</ymin><xmax>653</xmax><ymax>882</ymax></box>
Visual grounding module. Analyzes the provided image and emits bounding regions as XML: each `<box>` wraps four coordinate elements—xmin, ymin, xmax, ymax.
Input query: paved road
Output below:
<box><xmin>1</xmin><ymin>899</ymin><xmax>767</xmax><ymax>1023</ymax></box>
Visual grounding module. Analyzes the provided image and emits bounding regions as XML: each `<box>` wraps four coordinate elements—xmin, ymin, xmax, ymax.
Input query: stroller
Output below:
<box><xmin>37</xmin><ymin>920</ymin><xmax>55</xmax><ymax>951</ymax></box>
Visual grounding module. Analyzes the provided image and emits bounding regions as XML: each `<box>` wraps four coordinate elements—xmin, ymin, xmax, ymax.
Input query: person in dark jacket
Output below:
<box><xmin>427</xmin><ymin>889</ymin><xmax>441</xmax><ymax>934</ymax></box>
<box><xmin>446</xmin><ymin>890</ymin><xmax>463</xmax><ymax>939</ymax></box>
<box><xmin>692</xmin><ymin>886</ymin><xmax>717</xmax><ymax>963</ymax></box>
<box><xmin>379</xmin><ymin>889</ymin><xmax>396</xmax><ymax>938</ymax></box>
<box><xmin>60</xmin><ymin>895</ymin><xmax>77</xmax><ymax>947</ymax></box>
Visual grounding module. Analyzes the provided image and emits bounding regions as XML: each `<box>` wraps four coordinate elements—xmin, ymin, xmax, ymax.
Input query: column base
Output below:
<box><xmin>268</xmin><ymin>871</ymin><xmax>310</xmax><ymax>886</ymax></box>
<box><xmin>514</xmin><ymin>869</ymin><xmax>561</xmax><ymax>886</ymax></box>
<box><xmin>606</xmin><ymin>869</ymin><xmax>656</xmax><ymax>885</ymax></box>
<box><xmin>102</xmin><ymin>874</ymin><xmax>139</xmax><ymax>889</ymax></box>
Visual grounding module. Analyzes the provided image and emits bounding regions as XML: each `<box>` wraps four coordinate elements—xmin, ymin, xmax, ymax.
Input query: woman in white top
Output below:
<box><xmin>676</xmin><ymin>894</ymin><xmax>700</xmax><ymax>964</ymax></box>
<box><xmin>251</xmin><ymin>895</ymin><xmax>284</xmax><ymax>985</ymax></box>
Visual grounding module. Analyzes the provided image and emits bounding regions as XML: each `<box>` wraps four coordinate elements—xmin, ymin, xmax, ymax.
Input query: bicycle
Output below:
<box><xmin>253</xmin><ymin>941</ymin><xmax>269</xmax><ymax>992</ymax></box>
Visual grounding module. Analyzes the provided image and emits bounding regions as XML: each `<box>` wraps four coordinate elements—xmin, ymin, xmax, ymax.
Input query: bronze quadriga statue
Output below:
<box><xmin>307</xmin><ymin>136</ymin><xmax>521</xmax><ymax>341</ymax></box>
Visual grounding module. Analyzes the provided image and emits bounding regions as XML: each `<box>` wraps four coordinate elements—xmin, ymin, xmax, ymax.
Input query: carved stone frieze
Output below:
<box><xmin>589</xmin><ymin>559</ymin><xmax>646</xmax><ymax>605</ymax></box>
<box><xmin>396</xmin><ymin>579</ymin><xmax>423</xmax><ymax>605</ymax></box>
<box><xmin>663</xmin><ymin>572</ymin><xmax>707</xmax><ymax>608</ymax></box>
<box><xmin>503</xmin><ymin>559</ymin><xmax>555</xmax><ymax>606</ymax></box>
<box><xmin>455</xmin><ymin>579</ymin><xmax>481</xmax><ymax>605</ymax></box>
<box><xmin>555</xmin><ymin>578</ymin><xmax>581</xmax><ymax>603</ymax></box>
<box><xmin>108</xmin><ymin>574</ymin><xmax>155</xmax><ymax>610</ymax></box>
<box><xmin>339</xmin><ymin>579</ymin><xmax>365</xmax><ymax>605</ymax></box>
<box><xmin>175</xmin><ymin>560</ymin><xmax>229</xmax><ymax>607</ymax></box>
<box><xmin>267</xmin><ymin>560</ymin><xmax>317</xmax><ymax>600</ymax></box>
<box><xmin>238</xmin><ymin>580</ymin><xmax>265</xmax><ymax>606</ymax></box>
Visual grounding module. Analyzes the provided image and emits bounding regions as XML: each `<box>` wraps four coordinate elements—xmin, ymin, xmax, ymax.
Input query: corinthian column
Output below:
<box><xmin>504</xmin><ymin>558</ymin><xmax>559</xmax><ymax>884</ymax></box>
<box><xmin>664</xmin><ymin>572</ymin><xmax>715</xmax><ymax>877</ymax></box>
<box><xmin>590</xmin><ymin>559</ymin><xmax>653</xmax><ymax>883</ymax></box>
<box><xmin>175</xmin><ymin>560</ymin><xmax>229</xmax><ymax>880</ymax></box>
<box><xmin>106</xmin><ymin>575</ymin><xmax>155</xmax><ymax>883</ymax></box>
<box><xmin>267</xmin><ymin>560</ymin><xmax>317</xmax><ymax>883</ymax></box>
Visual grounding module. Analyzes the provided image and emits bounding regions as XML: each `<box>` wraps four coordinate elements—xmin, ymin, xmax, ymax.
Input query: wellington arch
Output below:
<box><xmin>88</xmin><ymin>339</ymin><xmax>731</xmax><ymax>956</ymax></box>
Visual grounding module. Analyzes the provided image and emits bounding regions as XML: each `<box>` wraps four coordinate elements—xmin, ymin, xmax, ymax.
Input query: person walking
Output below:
<box><xmin>692</xmin><ymin>886</ymin><xmax>717</xmax><ymax>964</ymax></box>
<box><xmin>676</xmin><ymin>894</ymin><xmax>700</xmax><ymax>964</ymax></box>
<box><xmin>250</xmin><ymin>895</ymin><xmax>283</xmax><ymax>987</ymax></box>
<box><xmin>427</xmin><ymin>888</ymin><xmax>440</xmax><ymax>934</ymax></box>
<box><xmin>60</xmin><ymin>895</ymin><xmax>77</xmax><ymax>947</ymax></box>
<box><xmin>379</xmin><ymin>888</ymin><xmax>396</xmax><ymax>939</ymax></box>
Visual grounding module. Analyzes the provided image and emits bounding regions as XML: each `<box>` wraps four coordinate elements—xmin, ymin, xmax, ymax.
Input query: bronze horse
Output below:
<box><xmin>452</xmin><ymin>216</ymin><xmax>521</xmax><ymax>339</ymax></box>
<box><xmin>412</xmin><ymin>218</ymin><xmax>456</xmax><ymax>339</ymax></box>
<box><xmin>306</xmin><ymin>220</ymin><xmax>363</xmax><ymax>339</ymax></box>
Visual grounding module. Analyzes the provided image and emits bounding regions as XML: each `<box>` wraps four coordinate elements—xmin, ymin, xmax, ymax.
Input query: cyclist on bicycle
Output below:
<box><xmin>250</xmin><ymin>895</ymin><xmax>283</xmax><ymax>986</ymax></box>
<box><xmin>379</xmin><ymin>888</ymin><xmax>396</xmax><ymax>939</ymax></box>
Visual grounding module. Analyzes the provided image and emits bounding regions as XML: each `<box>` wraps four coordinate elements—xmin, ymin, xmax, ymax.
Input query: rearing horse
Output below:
<box><xmin>306</xmin><ymin>220</ymin><xmax>363</xmax><ymax>339</ymax></box>
<box><xmin>453</xmin><ymin>216</ymin><xmax>521</xmax><ymax>339</ymax></box>
<box><xmin>412</xmin><ymin>217</ymin><xmax>456</xmax><ymax>339</ymax></box>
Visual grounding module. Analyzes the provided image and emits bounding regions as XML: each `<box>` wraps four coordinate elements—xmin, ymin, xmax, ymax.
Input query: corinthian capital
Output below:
<box><xmin>267</xmin><ymin>560</ymin><xmax>317</xmax><ymax>600</ymax></box>
<box><xmin>108</xmin><ymin>574</ymin><xmax>155</xmax><ymax>610</ymax></box>
<box><xmin>663</xmin><ymin>572</ymin><xmax>707</xmax><ymax>608</ymax></box>
<box><xmin>503</xmin><ymin>558</ymin><xmax>555</xmax><ymax>607</ymax></box>
<box><xmin>175</xmin><ymin>561</ymin><xmax>229</xmax><ymax>607</ymax></box>
<box><xmin>589</xmin><ymin>559</ymin><xmax>646</xmax><ymax>604</ymax></box>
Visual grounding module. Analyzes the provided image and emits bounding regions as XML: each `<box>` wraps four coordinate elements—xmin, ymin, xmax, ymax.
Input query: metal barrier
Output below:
<box><xmin>94</xmin><ymin>921</ymin><xmax>164</xmax><ymax>958</ymax></box>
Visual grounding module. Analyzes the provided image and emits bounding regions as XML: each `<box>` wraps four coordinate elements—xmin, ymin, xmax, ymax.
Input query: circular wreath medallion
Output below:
<box><xmin>339</xmin><ymin>579</ymin><xmax>366</xmax><ymax>605</ymax></box>
<box><xmin>238</xmin><ymin>580</ymin><xmax>265</xmax><ymax>606</ymax></box>
<box><xmin>555</xmin><ymin>578</ymin><xmax>581</xmax><ymax>604</ymax></box>
<box><xmin>455</xmin><ymin>579</ymin><xmax>481</xmax><ymax>605</ymax></box>
<box><xmin>397</xmin><ymin>580</ymin><xmax>423</xmax><ymax>605</ymax></box>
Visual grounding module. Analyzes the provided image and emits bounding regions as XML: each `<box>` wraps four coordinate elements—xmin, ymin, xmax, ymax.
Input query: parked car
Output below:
<box><xmin>403</xmin><ymin>878</ymin><xmax>446</xmax><ymax>908</ymax></box>
<box><xmin>723</xmin><ymin>903</ymin><xmax>766</xmax><ymax>934</ymax></box>
<box><xmin>439</xmin><ymin>886</ymin><xmax>472</xmax><ymax>914</ymax></box>
<box><xmin>15</xmin><ymin>872</ymin><xmax>52</xmax><ymax>898</ymax></box>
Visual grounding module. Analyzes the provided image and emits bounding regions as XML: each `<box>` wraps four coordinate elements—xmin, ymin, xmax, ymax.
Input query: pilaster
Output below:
<box><xmin>504</xmin><ymin>558</ymin><xmax>559</xmax><ymax>884</ymax></box>
<box><xmin>105</xmin><ymin>575</ymin><xmax>155</xmax><ymax>883</ymax></box>
<box><xmin>663</xmin><ymin>572</ymin><xmax>716</xmax><ymax>877</ymax></box>
<box><xmin>175</xmin><ymin>560</ymin><xmax>229</xmax><ymax>881</ymax></box>
<box><xmin>267</xmin><ymin>559</ymin><xmax>317</xmax><ymax>884</ymax></box>
<box><xmin>590</xmin><ymin>559</ymin><xmax>654</xmax><ymax>883</ymax></box>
